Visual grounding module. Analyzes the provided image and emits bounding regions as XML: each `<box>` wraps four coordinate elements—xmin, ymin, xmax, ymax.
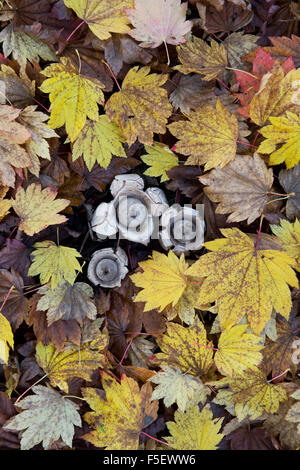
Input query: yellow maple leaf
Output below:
<box><xmin>165</xmin><ymin>405</ymin><xmax>224</xmax><ymax>450</ymax></box>
<box><xmin>258</xmin><ymin>112</ymin><xmax>300</xmax><ymax>169</ymax></box>
<box><xmin>105</xmin><ymin>66</ymin><xmax>172</xmax><ymax>146</ymax></box>
<box><xmin>213</xmin><ymin>368</ymin><xmax>288</xmax><ymax>421</ymax></box>
<box><xmin>186</xmin><ymin>228</ymin><xmax>298</xmax><ymax>335</ymax></box>
<box><xmin>156</xmin><ymin>319</ymin><xmax>214</xmax><ymax>377</ymax></box>
<box><xmin>214</xmin><ymin>324</ymin><xmax>263</xmax><ymax>377</ymax></box>
<box><xmin>250</xmin><ymin>64</ymin><xmax>300</xmax><ymax>127</ymax></box>
<box><xmin>35</xmin><ymin>335</ymin><xmax>108</xmax><ymax>393</ymax></box>
<box><xmin>72</xmin><ymin>116</ymin><xmax>126</xmax><ymax>170</ymax></box>
<box><xmin>168</xmin><ymin>99</ymin><xmax>238</xmax><ymax>169</ymax></box>
<box><xmin>140</xmin><ymin>143</ymin><xmax>178</xmax><ymax>182</ymax></box>
<box><xmin>175</xmin><ymin>36</ymin><xmax>228</xmax><ymax>81</ymax></box>
<box><xmin>12</xmin><ymin>183</ymin><xmax>70</xmax><ymax>236</ymax></box>
<box><xmin>131</xmin><ymin>250</ymin><xmax>190</xmax><ymax>312</ymax></box>
<box><xmin>64</xmin><ymin>0</ymin><xmax>133</xmax><ymax>40</ymax></box>
<box><xmin>40</xmin><ymin>57</ymin><xmax>105</xmax><ymax>142</ymax></box>
<box><xmin>271</xmin><ymin>218</ymin><xmax>300</xmax><ymax>266</ymax></box>
<box><xmin>0</xmin><ymin>312</ymin><xmax>13</xmax><ymax>364</ymax></box>
<box><xmin>28</xmin><ymin>241</ymin><xmax>82</xmax><ymax>290</ymax></box>
<box><xmin>82</xmin><ymin>373</ymin><xmax>158</xmax><ymax>450</ymax></box>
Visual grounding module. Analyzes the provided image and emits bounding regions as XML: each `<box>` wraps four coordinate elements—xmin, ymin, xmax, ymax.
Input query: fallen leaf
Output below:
<box><xmin>279</xmin><ymin>164</ymin><xmax>300</xmax><ymax>219</ymax></box>
<box><xmin>264</xmin><ymin>398</ymin><xmax>300</xmax><ymax>450</ymax></box>
<box><xmin>0</xmin><ymin>238</ymin><xmax>31</xmax><ymax>279</ymax></box>
<box><xmin>0</xmin><ymin>64</ymin><xmax>35</xmax><ymax>107</ymax></box>
<box><xmin>228</xmin><ymin>427</ymin><xmax>275</xmax><ymax>450</ymax></box>
<box><xmin>40</xmin><ymin>57</ymin><xmax>105</xmax><ymax>142</ymax></box>
<box><xmin>105</xmin><ymin>65</ymin><xmax>172</xmax><ymax>146</ymax></box>
<box><xmin>165</xmin><ymin>404</ymin><xmax>224</xmax><ymax>450</ymax></box>
<box><xmin>0</xmin><ymin>311</ymin><xmax>13</xmax><ymax>364</ymax></box>
<box><xmin>3</xmin><ymin>385</ymin><xmax>81</xmax><ymax>450</ymax></box>
<box><xmin>0</xmin><ymin>268</ymin><xmax>27</xmax><ymax>330</ymax></box>
<box><xmin>271</xmin><ymin>219</ymin><xmax>300</xmax><ymax>265</ymax></box>
<box><xmin>168</xmin><ymin>99</ymin><xmax>238</xmax><ymax>169</ymax></box>
<box><xmin>224</xmin><ymin>32</ymin><xmax>259</xmax><ymax>70</ymax></box>
<box><xmin>213</xmin><ymin>367</ymin><xmax>288</xmax><ymax>421</ymax></box>
<box><xmin>214</xmin><ymin>324</ymin><xmax>263</xmax><ymax>377</ymax></box>
<box><xmin>37</xmin><ymin>281</ymin><xmax>97</xmax><ymax>326</ymax></box>
<box><xmin>149</xmin><ymin>365</ymin><xmax>209</xmax><ymax>411</ymax></box>
<box><xmin>12</xmin><ymin>183</ymin><xmax>70</xmax><ymax>236</ymax></box>
<box><xmin>72</xmin><ymin>115</ymin><xmax>126</xmax><ymax>170</ymax></box>
<box><xmin>263</xmin><ymin>35</ymin><xmax>300</xmax><ymax>68</ymax></box>
<box><xmin>64</xmin><ymin>0</ymin><xmax>134</xmax><ymax>40</ymax></box>
<box><xmin>258</xmin><ymin>111</ymin><xmax>300</xmax><ymax>169</ymax></box>
<box><xmin>169</xmin><ymin>74</ymin><xmax>215</xmax><ymax>115</ymax></box>
<box><xmin>131</xmin><ymin>250</ymin><xmax>190</xmax><ymax>312</ymax></box>
<box><xmin>35</xmin><ymin>336</ymin><xmax>107</xmax><ymax>393</ymax></box>
<box><xmin>141</xmin><ymin>143</ymin><xmax>178</xmax><ymax>182</ymax></box>
<box><xmin>186</xmin><ymin>228</ymin><xmax>298</xmax><ymax>334</ymax></box>
<box><xmin>200</xmin><ymin>153</ymin><xmax>274</xmax><ymax>224</ymax></box>
<box><xmin>155</xmin><ymin>318</ymin><xmax>214</xmax><ymax>377</ymax></box>
<box><xmin>0</xmin><ymin>23</ymin><xmax>56</xmax><ymax>69</ymax></box>
<box><xmin>82</xmin><ymin>373</ymin><xmax>158</xmax><ymax>449</ymax></box>
<box><xmin>125</xmin><ymin>0</ymin><xmax>192</xmax><ymax>48</ymax></box>
<box><xmin>175</xmin><ymin>36</ymin><xmax>228</xmax><ymax>81</ymax></box>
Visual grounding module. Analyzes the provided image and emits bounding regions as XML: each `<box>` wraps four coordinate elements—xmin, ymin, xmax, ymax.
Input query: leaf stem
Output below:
<box><xmin>102</xmin><ymin>60</ymin><xmax>121</xmax><ymax>91</ymax></box>
<box><xmin>140</xmin><ymin>431</ymin><xmax>172</xmax><ymax>447</ymax></box>
<box><xmin>0</xmin><ymin>285</ymin><xmax>14</xmax><ymax>311</ymax></box>
<box><xmin>163</xmin><ymin>40</ymin><xmax>170</xmax><ymax>66</ymax></box>
<box><xmin>15</xmin><ymin>373</ymin><xmax>49</xmax><ymax>404</ymax></box>
<box><xmin>66</xmin><ymin>20</ymin><xmax>85</xmax><ymax>43</ymax></box>
<box><xmin>226</xmin><ymin>67</ymin><xmax>258</xmax><ymax>79</ymax></box>
<box><xmin>255</xmin><ymin>214</ymin><xmax>264</xmax><ymax>250</ymax></box>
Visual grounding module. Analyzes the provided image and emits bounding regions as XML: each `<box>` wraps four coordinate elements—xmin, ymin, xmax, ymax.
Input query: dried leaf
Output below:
<box><xmin>3</xmin><ymin>385</ymin><xmax>81</xmax><ymax>450</ymax></box>
<box><xmin>168</xmin><ymin>99</ymin><xmax>238</xmax><ymax>169</ymax></box>
<box><xmin>141</xmin><ymin>143</ymin><xmax>178</xmax><ymax>182</ymax></box>
<box><xmin>105</xmin><ymin>66</ymin><xmax>172</xmax><ymax>146</ymax></box>
<box><xmin>12</xmin><ymin>184</ymin><xmax>69</xmax><ymax>236</ymax></box>
<box><xmin>0</xmin><ymin>311</ymin><xmax>13</xmax><ymax>364</ymax></box>
<box><xmin>279</xmin><ymin>164</ymin><xmax>300</xmax><ymax>219</ymax></box>
<box><xmin>200</xmin><ymin>153</ymin><xmax>274</xmax><ymax>224</ymax></box>
<box><xmin>82</xmin><ymin>373</ymin><xmax>158</xmax><ymax>450</ymax></box>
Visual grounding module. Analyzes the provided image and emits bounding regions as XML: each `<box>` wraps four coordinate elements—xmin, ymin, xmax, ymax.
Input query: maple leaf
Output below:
<box><xmin>149</xmin><ymin>365</ymin><xmax>209</xmax><ymax>412</ymax></box>
<box><xmin>262</xmin><ymin>316</ymin><xmax>299</xmax><ymax>378</ymax></box>
<box><xmin>186</xmin><ymin>228</ymin><xmax>298</xmax><ymax>334</ymax></box>
<box><xmin>0</xmin><ymin>188</ymin><xmax>11</xmax><ymax>222</ymax></box>
<box><xmin>169</xmin><ymin>74</ymin><xmax>215</xmax><ymax>115</ymax></box>
<box><xmin>165</xmin><ymin>405</ymin><xmax>224</xmax><ymax>450</ymax></box>
<box><xmin>0</xmin><ymin>64</ymin><xmax>35</xmax><ymax>108</ymax></box>
<box><xmin>140</xmin><ymin>143</ymin><xmax>178</xmax><ymax>182</ymax></box>
<box><xmin>35</xmin><ymin>335</ymin><xmax>107</xmax><ymax>393</ymax></box>
<box><xmin>175</xmin><ymin>36</ymin><xmax>228</xmax><ymax>81</ymax></box>
<box><xmin>40</xmin><ymin>57</ymin><xmax>105</xmax><ymax>142</ymax></box>
<box><xmin>224</xmin><ymin>32</ymin><xmax>259</xmax><ymax>70</ymax></box>
<box><xmin>168</xmin><ymin>99</ymin><xmax>238</xmax><ymax>169</ymax></box>
<box><xmin>213</xmin><ymin>368</ymin><xmax>287</xmax><ymax>421</ymax></box>
<box><xmin>125</xmin><ymin>0</ymin><xmax>192</xmax><ymax>48</ymax></box>
<box><xmin>0</xmin><ymin>312</ymin><xmax>13</xmax><ymax>364</ymax></box>
<box><xmin>64</xmin><ymin>0</ymin><xmax>133</xmax><ymax>40</ymax></box>
<box><xmin>200</xmin><ymin>153</ymin><xmax>274</xmax><ymax>224</ymax></box>
<box><xmin>131</xmin><ymin>250</ymin><xmax>190</xmax><ymax>312</ymax></box>
<box><xmin>82</xmin><ymin>373</ymin><xmax>158</xmax><ymax>450</ymax></box>
<box><xmin>263</xmin><ymin>35</ymin><xmax>300</xmax><ymax>68</ymax></box>
<box><xmin>71</xmin><ymin>115</ymin><xmax>126</xmax><ymax>171</ymax></box>
<box><xmin>214</xmin><ymin>324</ymin><xmax>263</xmax><ymax>377</ymax></box>
<box><xmin>155</xmin><ymin>319</ymin><xmax>214</xmax><ymax>377</ymax></box>
<box><xmin>0</xmin><ymin>23</ymin><xmax>56</xmax><ymax>69</ymax></box>
<box><xmin>271</xmin><ymin>219</ymin><xmax>300</xmax><ymax>266</ymax></box>
<box><xmin>17</xmin><ymin>105</ymin><xmax>58</xmax><ymax>172</ymax></box>
<box><xmin>3</xmin><ymin>385</ymin><xmax>81</xmax><ymax>450</ymax></box>
<box><xmin>105</xmin><ymin>66</ymin><xmax>172</xmax><ymax>146</ymax></box>
<box><xmin>37</xmin><ymin>281</ymin><xmax>97</xmax><ymax>326</ymax></box>
<box><xmin>279</xmin><ymin>164</ymin><xmax>300</xmax><ymax>219</ymax></box>
<box><xmin>249</xmin><ymin>64</ymin><xmax>300</xmax><ymax>127</ymax></box>
<box><xmin>28</xmin><ymin>241</ymin><xmax>82</xmax><ymax>290</ymax></box>
<box><xmin>228</xmin><ymin>427</ymin><xmax>275</xmax><ymax>450</ymax></box>
<box><xmin>163</xmin><ymin>282</ymin><xmax>209</xmax><ymax>325</ymax></box>
<box><xmin>0</xmin><ymin>105</ymin><xmax>31</xmax><ymax>187</ymax></box>
<box><xmin>258</xmin><ymin>112</ymin><xmax>300</xmax><ymax>169</ymax></box>
<box><xmin>0</xmin><ymin>268</ymin><xmax>27</xmax><ymax>330</ymax></box>
<box><xmin>12</xmin><ymin>184</ymin><xmax>70</xmax><ymax>236</ymax></box>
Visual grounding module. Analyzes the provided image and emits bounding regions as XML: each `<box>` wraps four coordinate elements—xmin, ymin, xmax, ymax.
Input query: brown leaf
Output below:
<box><xmin>166</xmin><ymin>165</ymin><xmax>203</xmax><ymax>203</ymax></box>
<box><xmin>26</xmin><ymin>294</ymin><xmax>81</xmax><ymax>351</ymax></box>
<box><xmin>70</xmin><ymin>156</ymin><xmax>140</xmax><ymax>193</ymax></box>
<box><xmin>279</xmin><ymin>164</ymin><xmax>300</xmax><ymax>220</ymax></box>
<box><xmin>229</xmin><ymin>427</ymin><xmax>276</xmax><ymax>450</ymax></box>
<box><xmin>0</xmin><ymin>391</ymin><xmax>19</xmax><ymax>449</ymax></box>
<box><xmin>197</xmin><ymin>0</ymin><xmax>253</xmax><ymax>34</ymax></box>
<box><xmin>0</xmin><ymin>268</ymin><xmax>27</xmax><ymax>330</ymax></box>
<box><xmin>41</xmin><ymin>153</ymin><xmax>71</xmax><ymax>187</ymax></box>
<box><xmin>200</xmin><ymin>154</ymin><xmax>274</xmax><ymax>224</ymax></box>
<box><xmin>262</xmin><ymin>35</ymin><xmax>300</xmax><ymax>68</ymax></box>
<box><xmin>0</xmin><ymin>239</ymin><xmax>31</xmax><ymax>280</ymax></box>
